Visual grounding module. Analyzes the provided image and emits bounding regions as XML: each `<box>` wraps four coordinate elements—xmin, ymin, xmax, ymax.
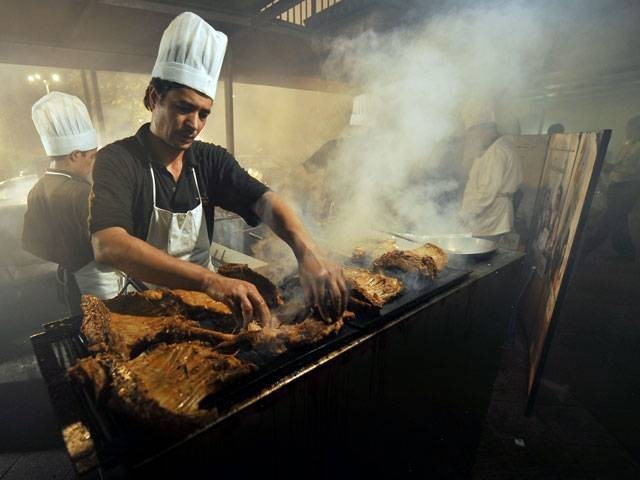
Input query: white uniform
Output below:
<box><xmin>460</xmin><ymin>136</ymin><xmax>522</xmax><ymax>236</ymax></box>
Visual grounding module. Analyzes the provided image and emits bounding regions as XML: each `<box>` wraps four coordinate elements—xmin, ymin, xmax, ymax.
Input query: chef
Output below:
<box><xmin>300</xmin><ymin>93</ymin><xmax>372</xmax><ymax>222</ymax></box>
<box><xmin>89</xmin><ymin>12</ymin><xmax>347</xmax><ymax>326</ymax></box>
<box><xmin>459</xmin><ymin>122</ymin><xmax>523</xmax><ymax>241</ymax></box>
<box><xmin>23</xmin><ymin>92</ymin><xmax>124</xmax><ymax>314</ymax></box>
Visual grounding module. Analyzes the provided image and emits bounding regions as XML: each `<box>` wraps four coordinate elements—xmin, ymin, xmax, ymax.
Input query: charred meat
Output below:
<box><xmin>74</xmin><ymin>277</ymin><xmax>347</xmax><ymax>433</ymax></box>
<box><xmin>372</xmin><ymin>250</ymin><xmax>438</xmax><ymax>278</ymax></box>
<box><xmin>69</xmin><ymin>342</ymin><xmax>255</xmax><ymax>434</ymax></box>
<box><xmin>237</xmin><ymin>318</ymin><xmax>345</xmax><ymax>361</ymax></box>
<box><xmin>371</xmin><ymin>243</ymin><xmax>448</xmax><ymax>279</ymax></box>
<box><xmin>344</xmin><ymin>268</ymin><xmax>404</xmax><ymax>312</ymax></box>
<box><xmin>218</xmin><ymin>263</ymin><xmax>284</xmax><ymax>308</ymax></box>
<box><xmin>81</xmin><ymin>296</ymin><xmax>236</xmax><ymax>359</ymax></box>
<box><xmin>105</xmin><ymin>289</ymin><xmax>233</xmax><ymax>324</ymax></box>
<box><xmin>408</xmin><ymin>243</ymin><xmax>448</xmax><ymax>271</ymax></box>
<box><xmin>351</xmin><ymin>238</ymin><xmax>398</xmax><ymax>265</ymax></box>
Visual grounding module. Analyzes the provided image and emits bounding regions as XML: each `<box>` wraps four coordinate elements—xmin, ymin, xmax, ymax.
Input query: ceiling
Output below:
<box><xmin>2</xmin><ymin>0</ymin><xmax>640</xmax><ymax>103</ymax></box>
<box><xmin>0</xmin><ymin>0</ymin><xmax>408</xmax><ymax>92</ymax></box>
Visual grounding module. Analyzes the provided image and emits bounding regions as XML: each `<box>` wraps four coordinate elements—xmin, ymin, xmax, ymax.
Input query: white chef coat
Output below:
<box><xmin>460</xmin><ymin>136</ymin><xmax>522</xmax><ymax>236</ymax></box>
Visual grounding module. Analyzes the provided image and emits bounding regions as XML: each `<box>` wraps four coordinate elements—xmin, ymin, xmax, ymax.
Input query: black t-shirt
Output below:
<box><xmin>22</xmin><ymin>170</ymin><xmax>95</xmax><ymax>272</ymax></box>
<box><xmin>89</xmin><ymin>124</ymin><xmax>269</xmax><ymax>242</ymax></box>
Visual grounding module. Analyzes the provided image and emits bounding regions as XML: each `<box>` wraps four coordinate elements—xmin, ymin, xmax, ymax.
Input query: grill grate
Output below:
<box><xmin>31</xmin><ymin>267</ymin><xmax>470</xmax><ymax>477</ymax></box>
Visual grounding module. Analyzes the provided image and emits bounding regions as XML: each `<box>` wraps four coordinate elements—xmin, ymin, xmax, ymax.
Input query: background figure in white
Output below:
<box><xmin>460</xmin><ymin>122</ymin><xmax>523</xmax><ymax>241</ymax></box>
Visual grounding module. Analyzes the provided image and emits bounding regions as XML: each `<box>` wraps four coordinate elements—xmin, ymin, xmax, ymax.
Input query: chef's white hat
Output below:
<box><xmin>350</xmin><ymin>94</ymin><xmax>370</xmax><ymax>126</ymax></box>
<box><xmin>31</xmin><ymin>92</ymin><xmax>97</xmax><ymax>157</ymax></box>
<box><xmin>151</xmin><ymin>12</ymin><xmax>227</xmax><ymax>100</ymax></box>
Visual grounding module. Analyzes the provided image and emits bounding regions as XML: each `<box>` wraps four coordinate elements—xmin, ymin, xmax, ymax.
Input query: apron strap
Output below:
<box><xmin>149</xmin><ymin>166</ymin><xmax>158</xmax><ymax>207</ymax></box>
<box><xmin>149</xmin><ymin>165</ymin><xmax>201</xmax><ymax>206</ymax></box>
<box><xmin>191</xmin><ymin>167</ymin><xmax>203</xmax><ymax>203</ymax></box>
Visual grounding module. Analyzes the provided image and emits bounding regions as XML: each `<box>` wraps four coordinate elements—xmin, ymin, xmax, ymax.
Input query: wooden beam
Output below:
<box><xmin>98</xmin><ymin>0</ymin><xmax>252</xmax><ymax>27</ymax></box>
<box><xmin>64</xmin><ymin>0</ymin><xmax>97</xmax><ymax>46</ymax></box>
<box><xmin>0</xmin><ymin>40</ymin><xmax>153</xmax><ymax>74</ymax></box>
<box><xmin>253</xmin><ymin>0</ymin><xmax>304</xmax><ymax>26</ymax></box>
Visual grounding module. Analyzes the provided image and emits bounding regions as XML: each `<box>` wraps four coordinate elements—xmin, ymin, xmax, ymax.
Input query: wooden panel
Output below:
<box><xmin>521</xmin><ymin>131</ymin><xmax>611</xmax><ymax>412</ymax></box>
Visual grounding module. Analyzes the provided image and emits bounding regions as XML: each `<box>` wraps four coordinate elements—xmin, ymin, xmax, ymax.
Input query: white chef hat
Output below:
<box><xmin>350</xmin><ymin>94</ymin><xmax>370</xmax><ymax>126</ymax></box>
<box><xmin>151</xmin><ymin>12</ymin><xmax>227</xmax><ymax>100</ymax></box>
<box><xmin>31</xmin><ymin>92</ymin><xmax>98</xmax><ymax>157</ymax></box>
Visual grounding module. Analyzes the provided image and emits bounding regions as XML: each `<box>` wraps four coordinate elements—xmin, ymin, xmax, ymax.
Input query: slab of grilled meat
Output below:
<box><xmin>343</xmin><ymin>268</ymin><xmax>404</xmax><ymax>314</ymax></box>
<box><xmin>81</xmin><ymin>296</ymin><xmax>237</xmax><ymax>359</ymax></box>
<box><xmin>105</xmin><ymin>289</ymin><xmax>234</xmax><ymax>327</ymax></box>
<box><xmin>351</xmin><ymin>238</ymin><xmax>398</xmax><ymax>266</ymax></box>
<box><xmin>217</xmin><ymin>263</ymin><xmax>284</xmax><ymax>308</ymax></box>
<box><xmin>243</xmin><ymin>318</ymin><xmax>344</xmax><ymax>361</ymax></box>
<box><xmin>69</xmin><ymin>341</ymin><xmax>255</xmax><ymax>434</ymax></box>
<box><xmin>372</xmin><ymin>250</ymin><xmax>438</xmax><ymax>278</ymax></box>
<box><xmin>371</xmin><ymin>243</ymin><xmax>447</xmax><ymax>279</ymax></box>
<box><xmin>408</xmin><ymin>243</ymin><xmax>448</xmax><ymax>271</ymax></box>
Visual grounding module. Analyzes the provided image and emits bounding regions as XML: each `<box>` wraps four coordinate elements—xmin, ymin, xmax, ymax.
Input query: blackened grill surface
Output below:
<box><xmin>346</xmin><ymin>267</ymin><xmax>471</xmax><ymax>330</ymax></box>
<box><xmin>31</xmin><ymin>269</ymin><xmax>470</xmax><ymax>477</ymax></box>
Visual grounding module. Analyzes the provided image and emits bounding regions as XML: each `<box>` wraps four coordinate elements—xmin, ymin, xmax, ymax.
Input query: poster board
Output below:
<box><xmin>510</xmin><ymin>135</ymin><xmax>551</xmax><ymax>230</ymax></box>
<box><xmin>522</xmin><ymin>131</ymin><xmax>611</xmax><ymax>413</ymax></box>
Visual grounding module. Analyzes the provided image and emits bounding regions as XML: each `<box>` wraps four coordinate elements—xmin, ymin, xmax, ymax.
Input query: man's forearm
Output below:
<box><xmin>253</xmin><ymin>191</ymin><xmax>317</xmax><ymax>261</ymax></box>
<box><xmin>91</xmin><ymin>227</ymin><xmax>213</xmax><ymax>291</ymax></box>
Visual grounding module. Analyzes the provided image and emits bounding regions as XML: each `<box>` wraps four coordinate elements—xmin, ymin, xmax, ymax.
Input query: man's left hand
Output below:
<box><xmin>298</xmin><ymin>249</ymin><xmax>349</xmax><ymax>323</ymax></box>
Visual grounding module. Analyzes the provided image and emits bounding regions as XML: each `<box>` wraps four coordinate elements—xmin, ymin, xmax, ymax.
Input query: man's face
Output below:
<box><xmin>71</xmin><ymin>148</ymin><xmax>97</xmax><ymax>178</ymax></box>
<box><xmin>149</xmin><ymin>86</ymin><xmax>213</xmax><ymax>150</ymax></box>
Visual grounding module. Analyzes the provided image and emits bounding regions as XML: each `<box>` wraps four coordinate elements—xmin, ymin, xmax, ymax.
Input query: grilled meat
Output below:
<box><xmin>372</xmin><ymin>250</ymin><xmax>438</xmax><ymax>278</ymax></box>
<box><xmin>351</xmin><ymin>239</ymin><xmax>398</xmax><ymax>265</ymax></box>
<box><xmin>237</xmin><ymin>317</ymin><xmax>346</xmax><ymax>360</ymax></box>
<box><xmin>408</xmin><ymin>243</ymin><xmax>448</xmax><ymax>271</ymax></box>
<box><xmin>105</xmin><ymin>289</ymin><xmax>233</xmax><ymax>325</ymax></box>
<box><xmin>344</xmin><ymin>268</ymin><xmax>404</xmax><ymax>311</ymax></box>
<box><xmin>371</xmin><ymin>243</ymin><xmax>448</xmax><ymax>279</ymax></box>
<box><xmin>218</xmin><ymin>263</ymin><xmax>284</xmax><ymax>308</ymax></box>
<box><xmin>74</xmin><ymin>276</ymin><xmax>347</xmax><ymax>433</ymax></box>
<box><xmin>81</xmin><ymin>296</ymin><xmax>236</xmax><ymax>359</ymax></box>
<box><xmin>69</xmin><ymin>342</ymin><xmax>255</xmax><ymax>434</ymax></box>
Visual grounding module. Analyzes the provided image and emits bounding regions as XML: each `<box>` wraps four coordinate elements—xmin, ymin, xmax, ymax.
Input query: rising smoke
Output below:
<box><xmin>301</xmin><ymin>1</ymin><xmax>552</xmax><ymax>252</ymax></box>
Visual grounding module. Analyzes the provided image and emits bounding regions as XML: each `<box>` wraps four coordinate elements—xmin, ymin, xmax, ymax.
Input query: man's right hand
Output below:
<box><xmin>203</xmin><ymin>273</ymin><xmax>271</xmax><ymax>328</ymax></box>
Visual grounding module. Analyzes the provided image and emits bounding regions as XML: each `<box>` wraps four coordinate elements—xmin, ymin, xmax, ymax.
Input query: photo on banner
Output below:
<box><xmin>521</xmin><ymin>130</ymin><xmax>610</xmax><ymax>413</ymax></box>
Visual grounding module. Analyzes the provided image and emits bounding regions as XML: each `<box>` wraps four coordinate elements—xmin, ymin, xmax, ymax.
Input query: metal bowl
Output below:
<box><xmin>390</xmin><ymin>233</ymin><xmax>497</xmax><ymax>259</ymax></box>
<box><xmin>423</xmin><ymin>235</ymin><xmax>497</xmax><ymax>258</ymax></box>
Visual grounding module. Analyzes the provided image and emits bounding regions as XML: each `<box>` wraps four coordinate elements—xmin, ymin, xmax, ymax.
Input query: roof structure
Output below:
<box><xmin>0</xmin><ymin>0</ymin><xmax>409</xmax><ymax>91</ymax></box>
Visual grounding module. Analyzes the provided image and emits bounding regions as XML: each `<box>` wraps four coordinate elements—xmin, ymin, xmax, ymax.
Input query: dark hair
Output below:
<box><xmin>143</xmin><ymin>77</ymin><xmax>187</xmax><ymax>111</ymax></box>
<box><xmin>626</xmin><ymin>115</ymin><xmax>640</xmax><ymax>141</ymax></box>
<box><xmin>547</xmin><ymin>123</ymin><xmax>565</xmax><ymax>134</ymax></box>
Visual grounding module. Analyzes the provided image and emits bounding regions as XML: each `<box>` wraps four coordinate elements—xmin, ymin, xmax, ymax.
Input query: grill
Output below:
<box><xmin>31</xmin><ymin>267</ymin><xmax>470</xmax><ymax>478</ymax></box>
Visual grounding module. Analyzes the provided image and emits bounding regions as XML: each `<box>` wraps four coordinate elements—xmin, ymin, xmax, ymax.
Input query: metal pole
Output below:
<box><xmin>80</xmin><ymin>70</ymin><xmax>93</xmax><ymax>117</ymax></box>
<box><xmin>224</xmin><ymin>49</ymin><xmax>235</xmax><ymax>154</ymax></box>
<box><xmin>89</xmin><ymin>70</ymin><xmax>106</xmax><ymax>142</ymax></box>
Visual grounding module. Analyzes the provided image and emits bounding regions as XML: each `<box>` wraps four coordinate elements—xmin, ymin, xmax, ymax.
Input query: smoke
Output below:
<box><xmin>292</xmin><ymin>1</ymin><xmax>552</xmax><ymax>252</ymax></box>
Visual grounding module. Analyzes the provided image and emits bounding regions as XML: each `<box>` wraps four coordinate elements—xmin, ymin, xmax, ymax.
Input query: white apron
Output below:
<box><xmin>74</xmin><ymin>260</ymin><xmax>127</xmax><ymax>299</ymax></box>
<box><xmin>145</xmin><ymin>166</ymin><xmax>213</xmax><ymax>279</ymax></box>
<box><xmin>44</xmin><ymin>171</ymin><xmax>126</xmax><ymax>299</ymax></box>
